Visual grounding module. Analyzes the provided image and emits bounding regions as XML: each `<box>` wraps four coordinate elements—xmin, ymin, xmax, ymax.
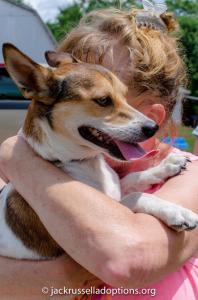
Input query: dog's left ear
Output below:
<box><xmin>45</xmin><ymin>51</ymin><xmax>81</xmax><ymax>68</ymax></box>
<box><xmin>3</xmin><ymin>43</ymin><xmax>51</xmax><ymax>102</ymax></box>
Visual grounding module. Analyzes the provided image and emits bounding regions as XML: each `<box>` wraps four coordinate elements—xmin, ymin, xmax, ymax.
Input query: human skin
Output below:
<box><xmin>0</xmin><ymin>255</ymin><xmax>91</xmax><ymax>300</ymax></box>
<box><xmin>194</xmin><ymin>137</ymin><xmax>198</xmax><ymax>155</ymax></box>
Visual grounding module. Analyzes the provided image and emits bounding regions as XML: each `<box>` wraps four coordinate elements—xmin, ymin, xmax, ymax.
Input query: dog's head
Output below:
<box><xmin>3</xmin><ymin>43</ymin><xmax>159</xmax><ymax>162</ymax></box>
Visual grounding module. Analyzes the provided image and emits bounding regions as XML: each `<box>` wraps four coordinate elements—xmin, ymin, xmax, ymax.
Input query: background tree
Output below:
<box><xmin>179</xmin><ymin>16</ymin><xmax>198</xmax><ymax>96</ymax></box>
<box><xmin>47</xmin><ymin>0</ymin><xmax>138</xmax><ymax>40</ymax></box>
<box><xmin>13</xmin><ymin>0</ymin><xmax>25</xmax><ymax>4</ymax></box>
<box><xmin>166</xmin><ymin>0</ymin><xmax>198</xmax><ymax>96</ymax></box>
<box><xmin>47</xmin><ymin>3</ymin><xmax>82</xmax><ymax>41</ymax></box>
<box><xmin>166</xmin><ymin>0</ymin><xmax>198</xmax><ymax>15</ymax></box>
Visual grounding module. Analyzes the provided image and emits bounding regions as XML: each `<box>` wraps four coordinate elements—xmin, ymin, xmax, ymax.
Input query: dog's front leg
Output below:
<box><xmin>121</xmin><ymin>153</ymin><xmax>189</xmax><ymax>195</ymax></box>
<box><xmin>121</xmin><ymin>193</ymin><xmax>198</xmax><ymax>232</ymax></box>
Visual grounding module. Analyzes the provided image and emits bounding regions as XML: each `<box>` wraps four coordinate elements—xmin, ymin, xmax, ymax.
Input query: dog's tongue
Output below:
<box><xmin>115</xmin><ymin>140</ymin><xmax>158</xmax><ymax>161</ymax></box>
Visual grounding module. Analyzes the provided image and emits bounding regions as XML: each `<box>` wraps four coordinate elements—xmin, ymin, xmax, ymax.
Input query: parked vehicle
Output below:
<box><xmin>0</xmin><ymin>64</ymin><xmax>30</xmax><ymax>144</ymax></box>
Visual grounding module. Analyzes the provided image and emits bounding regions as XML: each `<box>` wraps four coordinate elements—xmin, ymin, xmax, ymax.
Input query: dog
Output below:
<box><xmin>0</xmin><ymin>43</ymin><xmax>198</xmax><ymax>260</ymax></box>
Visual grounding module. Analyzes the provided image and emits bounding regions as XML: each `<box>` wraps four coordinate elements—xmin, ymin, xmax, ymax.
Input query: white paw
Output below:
<box><xmin>159</xmin><ymin>153</ymin><xmax>190</xmax><ymax>179</ymax></box>
<box><xmin>165</xmin><ymin>205</ymin><xmax>198</xmax><ymax>232</ymax></box>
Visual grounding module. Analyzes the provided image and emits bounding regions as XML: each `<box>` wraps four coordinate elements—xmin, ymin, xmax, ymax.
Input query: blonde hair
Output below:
<box><xmin>57</xmin><ymin>8</ymin><xmax>187</xmax><ymax>119</ymax></box>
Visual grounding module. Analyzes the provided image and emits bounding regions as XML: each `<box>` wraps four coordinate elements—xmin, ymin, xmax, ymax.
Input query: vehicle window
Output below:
<box><xmin>0</xmin><ymin>67</ymin><xmax>25</xmax><ymax>100</ymax></box>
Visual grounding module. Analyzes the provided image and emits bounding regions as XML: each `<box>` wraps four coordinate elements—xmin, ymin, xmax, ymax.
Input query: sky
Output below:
<box><xmin>25</xmin><ymin>0</ymin><xmax>73</xmax><ymax>22</ymax></box>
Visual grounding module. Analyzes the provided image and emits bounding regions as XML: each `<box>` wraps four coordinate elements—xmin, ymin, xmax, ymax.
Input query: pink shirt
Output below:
<box><xmin>92</xmin><ymin>150</ymin><xmax>198</xmax><ymax>300</ymax></box>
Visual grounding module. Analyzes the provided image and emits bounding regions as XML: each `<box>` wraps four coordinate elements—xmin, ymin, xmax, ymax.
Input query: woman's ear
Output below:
<box><xmin>146</xmin><ymin>104</ymin><xmax>166</xmax><ymax>126</ymax></box>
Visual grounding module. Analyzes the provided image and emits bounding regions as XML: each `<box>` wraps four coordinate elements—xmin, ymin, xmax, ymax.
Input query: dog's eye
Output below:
<box><xmin>94</xmin><ymin>97</ymin><xmax>112</xmax><ymax>107</ymax></box>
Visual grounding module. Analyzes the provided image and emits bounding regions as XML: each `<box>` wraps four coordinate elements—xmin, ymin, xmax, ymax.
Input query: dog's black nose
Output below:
<box><xmin>142</xmin><ymin>122</ymin><xmax>159</xmax><ymax>138</ymax></box>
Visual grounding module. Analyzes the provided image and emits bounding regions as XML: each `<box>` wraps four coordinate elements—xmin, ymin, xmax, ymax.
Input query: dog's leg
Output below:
<box><xmin>0</xmin><ymin>184</ymin><xmax>63</xmax><ymax>260</ymax></box>
<box><xmin>121</xmin><ymin>192</ymin><xmax>198</xmax><ymax>232</ymax></box>
<box><xmin>0</xmin><ymin>184</ymin><xmax>42</xmax><ymax>259</ymax></box>
<box><xmin>121</xmin><ymin>153</ymin><xmax>189</xmax><ymax>195</ymax></box>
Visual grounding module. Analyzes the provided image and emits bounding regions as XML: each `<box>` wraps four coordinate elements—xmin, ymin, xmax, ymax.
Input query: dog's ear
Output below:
<box><xmin>45</xmin><ymin>50</ymin><xmax>81</xmax><ymax>68</ymax></box>
<box><xmin>3</xmin><ymin>43</ymin><xmax>51</xmax><ymax>101</ymax></box>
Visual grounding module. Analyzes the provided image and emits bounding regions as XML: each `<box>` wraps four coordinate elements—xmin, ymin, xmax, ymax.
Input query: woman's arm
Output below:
<box><xmin>192</xmin><ymin>126</ymin><xmax>198</xmax><ymax>155</ymax></box>
<box><xmin>0</xmin><ymin>255</ymin><xmax>95</xmax><ymax>300</ymax></box>
<box><xmin>194</xmin><ymin>138</ymin><xmax>198</xmax><ymax>155</ymax></box>
<box><xmin>154</xmin><ymin>159</ymin><xmax>198</xmax><ymax>258</ymax></box>
<box><xmin>0</xmin><ymin>136</ymin><xmax>198</xmax><ymax>288</ymax></box>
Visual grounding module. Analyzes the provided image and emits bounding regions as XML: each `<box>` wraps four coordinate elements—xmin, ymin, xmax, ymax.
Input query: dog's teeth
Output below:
<box><xmin>89</xmin><ymin>127</ymin><xmax>105</xmax><ymax>141</ymax></box>
<box><xmin>91</xmin><ymin>129</ymin><xmax>99</xmax><ymax>137</ymax></box>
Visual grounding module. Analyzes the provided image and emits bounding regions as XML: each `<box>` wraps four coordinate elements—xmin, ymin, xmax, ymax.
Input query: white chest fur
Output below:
<box><xmin>20</xmin><ymin>127</ymin><xmax>121</xmax><ymax>201</ymax></box>
<box><xmin>59</xmin><ymin>155</ymin><xmax>121</xmax><ymax>201</ymax></box>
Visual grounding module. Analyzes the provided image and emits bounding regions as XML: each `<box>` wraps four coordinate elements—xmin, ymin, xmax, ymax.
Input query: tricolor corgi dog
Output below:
<box><xmin>1</xmin><ymin>43</ymin><xmax>198</xmax><ymax>260</ymax></box>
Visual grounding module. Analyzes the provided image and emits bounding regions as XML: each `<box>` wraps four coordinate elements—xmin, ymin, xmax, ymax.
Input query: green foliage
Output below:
<box><xmin>47</xmin><ymin>0</ymin><xmax>139</xmax><ymax>40</ymax></box>
<box><xmin>81</xmin><ymin>0</ymin><xmax>138</xmax><ymax>12</ymax></box>
<box><xmin>82</xmin><ymin>0</ymin><xmax>122</xmax><ymax>12</ymax></box>
<box><xmin>179</xmin><ymin>16</ymin><xmax>198</xmax><ymax>96</ymax></box>
<box><xmin>47</xmin><ymin>4</ymin><xmax>82</xmax><ymax>41</ymax></box>
<box><xmin>166</xmin><ymin>0</ymin><xmax>198</xmax><ymax>15</ymax></box>
<box><xmin>14</xmin><ymin>0</ymin><xmax>24</xmax><ymax>3</ymax></box>
<box><xmin>47</xmin><ymin>0</ymin><xmax>198</xmax><ymax>95</ymax></box>
<box><xmin>12</xmin><ymin>0</ymin><xmax>24</xmax><ymax>4</ymax></box>
<box><xmin>165</xmin><ymin>0</ymin><xmax>198</xmax><ymax>95</ymax></box>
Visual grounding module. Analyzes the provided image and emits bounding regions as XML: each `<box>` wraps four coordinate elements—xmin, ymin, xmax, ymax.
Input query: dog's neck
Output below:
<box><xmin>19</xmin><ymin>119</ymin><xmax>98</xmax><ymax>164</ymax></box>
<box><xmin>19</xmin><ymin>119</ymin><xmax>121</xmax><ymax>200</ymax></box>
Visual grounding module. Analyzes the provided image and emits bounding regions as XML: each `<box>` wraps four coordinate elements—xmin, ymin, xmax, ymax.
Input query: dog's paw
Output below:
<box><xmin>160</xmin><ymin>153</ymin><xmax>190</xmax><ymax>179</ymax></box>
<box><xmin>168</xmin><ymin>207</ymin><xmax>198</xmax><ymax>232</ymax></box>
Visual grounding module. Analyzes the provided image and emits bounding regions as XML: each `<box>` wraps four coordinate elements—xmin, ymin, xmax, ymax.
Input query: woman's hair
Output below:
<box><xmin>57</xmin><ymin>7</ymin><xmax>187</xmax><ymax>120</ymax></box>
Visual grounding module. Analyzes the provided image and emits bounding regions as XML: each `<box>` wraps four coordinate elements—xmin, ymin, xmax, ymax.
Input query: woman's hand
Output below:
<box><xmin>0</xmin><ymin>136</ymin><xmax>198</xmax><ymax>289</ymax></box>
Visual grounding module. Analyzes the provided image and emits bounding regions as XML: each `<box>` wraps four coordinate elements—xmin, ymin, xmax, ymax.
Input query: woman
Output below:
<box><xmin>0</xmin><ymin>6</ymin><xmax>198</xmax><ymax>300</ymax></box>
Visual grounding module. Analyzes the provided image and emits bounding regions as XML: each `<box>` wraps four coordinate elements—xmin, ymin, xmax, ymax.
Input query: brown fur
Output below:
<box><xmin>6</xmin><ymin>190</ymin><xmax>64</xmax><ymax>257</ymax></box>
<box><xmin>22</xmin><ymin>62</ymin><xmax>130</xmax><ymax>143</ymax></box>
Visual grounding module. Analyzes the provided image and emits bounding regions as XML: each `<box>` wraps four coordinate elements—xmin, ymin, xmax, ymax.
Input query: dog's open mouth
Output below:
<box><xmin>78</xmin><ymin>126</ymin><xmax>146</xmax><ymax>161</ymax></box>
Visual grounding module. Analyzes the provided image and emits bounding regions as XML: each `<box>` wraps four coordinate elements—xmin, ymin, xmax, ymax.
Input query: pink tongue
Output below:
<box><xmin>115</xmin><ymin>140</ymin><xmax>158</xmax><ymax>161</ymax></box>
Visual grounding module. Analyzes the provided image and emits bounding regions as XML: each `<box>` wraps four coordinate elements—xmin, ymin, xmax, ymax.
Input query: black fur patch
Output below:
<box><xmin>38</xmin><ymin>102</ymin><xmax>55</xmax><ymax>128</ymax></box>
<box><xmin>42</xmin><ymin>75</ymin><xmax>94</xmax><ymax>127</ymax></box>
<box><xmin>0</xmin><ymin>185</ymin><xmax>5</xmax><ymax>194</ymax></box>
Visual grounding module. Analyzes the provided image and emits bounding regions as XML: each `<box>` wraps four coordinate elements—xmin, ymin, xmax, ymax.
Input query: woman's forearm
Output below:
<box><xmin>194</xmin><ymin>138</ymin><xmax>198</xmax><ymax>155</ymax></box>
<box><xmin>154</xmin><ymin>160</ymin><xmax>198</xmax><ymax>257</ymax></box>
<box><xmin>0</xmin><ymin>137</ymin><xmax>197</xmax><ymax>288</ymax></box>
